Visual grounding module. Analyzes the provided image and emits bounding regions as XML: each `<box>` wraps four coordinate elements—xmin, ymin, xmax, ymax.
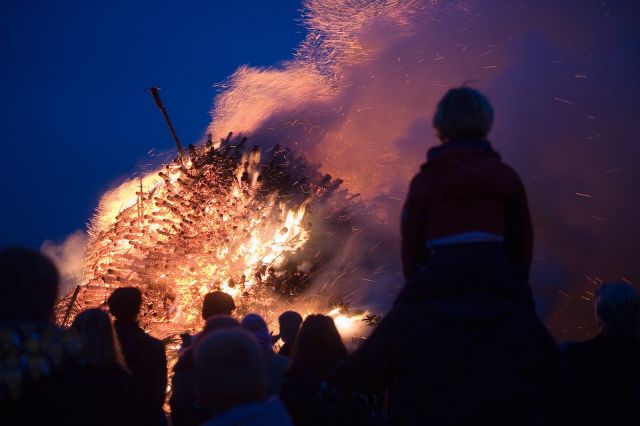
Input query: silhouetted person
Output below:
<box><xmin>170</xmin><ymin>315</ymin><xmax>241</xmax><ymax>426</ymax></box>
<box><xmin>241</xmin><ymin>314</ymin><xmax>290</xmax><ymax>395</ymax></box>
<box><xmin>397</xmin><ymin>86</ymin><xmax>534</xmax><ymax>307</ymax></box>
<box><xmin>280</xmin><ymin>314</ymin><xmax>348</xmax><ymax>426</ymax></box>
<box><xmin>0</xmin><ymin>247</ymin><xmax>127</xmax><ymax>425</ymax></box>
<box><xmin>70</xmin><ymin>308</ymin><xmax>134</xmax><ymax>425</ymax></box>
<box><xmin>275</xmin><ymin>310</ymin><xmax>303</xmax><ymax>358</ymax></box>
<box><xmin>563</xmin><ymin>282</ymin><xmax>640</xmax><ymax>426</ymax></box>
<box><xmin>195</xmin><ymin>329</ymin><xmax>292</xmax><ymax>426</ymax></box>
<box><xmin>180</xmin><ymin>291</ymin><xmax>236</xmax><ymax>351</ymax></box>
<box><xmin>337</xmin><ymin>89</ymin><xmax>568</xmax><ymax>425</ymax></box>
<box><xmin>108</xmin><ymin>287</ymin><xmax>167</xmax><ymax>426</ymax></box>
<box><xmin>339</xmin><ymin>291</ymin><xmax>569</xmax><ymax>424</ymax></box>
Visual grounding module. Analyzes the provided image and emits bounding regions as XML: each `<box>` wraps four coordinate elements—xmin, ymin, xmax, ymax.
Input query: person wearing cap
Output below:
<box><xmin>241</xmin><ymin>314</ymin><xmax>290</xmax><ymax>396</ymax></box>
<box><xmin>195</xmin><ymin>329</ymin><xmax>292</xmax><ymax>426</ymax></box>
<box><xmin>171</xmin><ymin>316</ymin><xmax>242</xmax><ymax>426</ymax></box>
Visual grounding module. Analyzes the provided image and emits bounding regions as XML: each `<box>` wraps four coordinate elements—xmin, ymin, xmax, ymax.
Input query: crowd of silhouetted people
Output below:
<box><xmin>2</xmin><ymin>248</ymin><xmax>639</xmax><ymax>426</ymax></box>
<box><xmin>2</xmin><ymin>87</ymin><xmax>639</xmax><ymax>425</ymax></box>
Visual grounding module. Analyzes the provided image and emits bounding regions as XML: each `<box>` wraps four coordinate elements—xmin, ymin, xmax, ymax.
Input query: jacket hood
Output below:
<box><xmin>0</xmin><ymin>321</ymin><xmax>79</xmax><ymax>401</ymax></box>
<box><xmin>202</xmin><ymin>396</ymin><xmax>292</xmax><ymax>426</ymax></box>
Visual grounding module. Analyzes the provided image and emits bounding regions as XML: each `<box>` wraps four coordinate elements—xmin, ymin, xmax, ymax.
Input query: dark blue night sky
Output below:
<box><xmin>1</xmin><ymin>0</ymin><xmax>303</xmax><ymax>248</ymax></box>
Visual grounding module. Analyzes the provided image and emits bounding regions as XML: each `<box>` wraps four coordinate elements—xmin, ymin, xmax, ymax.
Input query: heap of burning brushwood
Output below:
<box><xmin>56</xmin><ymin>132</ymin><xmax>366</xmax><ymax>335</ymax></box>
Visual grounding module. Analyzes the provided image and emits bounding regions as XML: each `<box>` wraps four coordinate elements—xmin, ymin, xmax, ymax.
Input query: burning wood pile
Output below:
<box><xmin>56</xmin><ymin>132</ymin><xmax>368</xmax><ymax>337</ymax></box>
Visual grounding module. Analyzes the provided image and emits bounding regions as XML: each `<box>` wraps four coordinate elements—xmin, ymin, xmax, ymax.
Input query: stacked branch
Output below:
<box><xmin>60</xmin><ymin>134</ymin><xmax>364</xmax><ymax>334</ymax></box>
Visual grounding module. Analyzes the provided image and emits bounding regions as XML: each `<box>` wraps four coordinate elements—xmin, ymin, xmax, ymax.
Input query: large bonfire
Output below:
<box><xmin>56</xmin><ymin>132</ymin><xmax>375</xmax><ymax>341</ymax></box>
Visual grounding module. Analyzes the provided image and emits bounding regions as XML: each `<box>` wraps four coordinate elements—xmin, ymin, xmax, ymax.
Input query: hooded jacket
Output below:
<box><xmin>201</xmin><ymin>396</ymin><xmax>292</xmax><ymax>426</ymax></box>
<box><xmin>401</xmin><ymin>139</ymin><xmax>533</xmax><ymax>280</ymax></box>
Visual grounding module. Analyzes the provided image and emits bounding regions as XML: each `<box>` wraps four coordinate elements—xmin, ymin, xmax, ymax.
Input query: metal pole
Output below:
<box><xmin>149</xmin><ymin>86</ymin><xmax>186</xmax><ymax>157</ymax></box>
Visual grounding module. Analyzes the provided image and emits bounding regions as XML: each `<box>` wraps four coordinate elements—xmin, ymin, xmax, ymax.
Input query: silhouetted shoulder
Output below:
<box><xmin>499</xmin><ymin>161</ymin><xmax>526</xmax><ymax>187</ymax></box>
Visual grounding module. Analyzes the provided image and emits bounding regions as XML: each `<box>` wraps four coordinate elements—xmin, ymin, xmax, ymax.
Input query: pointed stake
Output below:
<box><xmin>149</xmin><ymin>86</ymin><xmax>186</xmax><ymax>157</ymax></box>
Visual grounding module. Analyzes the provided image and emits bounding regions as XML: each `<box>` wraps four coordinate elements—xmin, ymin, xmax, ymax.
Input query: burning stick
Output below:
<box><xmin>149</xmin><ymin>86</ymin><xmax>186</xmax><ymax>157</ymax></box>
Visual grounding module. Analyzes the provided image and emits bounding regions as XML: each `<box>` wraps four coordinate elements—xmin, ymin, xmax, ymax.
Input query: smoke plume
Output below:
<box><xmin>204</xmin><ymin>0</ymin><xmax>640</xmax><ymax>340</ymax></box>
<box><xmin>41</xmin><ymin>230</ymin><xmax>88</xmax><ymax>297</ymax></box>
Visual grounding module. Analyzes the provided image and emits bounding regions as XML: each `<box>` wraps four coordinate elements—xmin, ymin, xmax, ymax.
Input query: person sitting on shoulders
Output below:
<box><xmin>397</xmin><ymin>86</ymin><xmax>534</xmax><ymax>307</ymax></box>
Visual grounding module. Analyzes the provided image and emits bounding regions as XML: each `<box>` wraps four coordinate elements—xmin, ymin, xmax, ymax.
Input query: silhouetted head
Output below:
<box><xmin>0</xmin><ymin>247</ymin><xmax>59</xmax><ymax>322</ymax></box>
<box><xmin>278</xmin><ymin>311</ymin><xmax>303</xmax><ymax>344</ymax></box>
<box><xmin>71</xmin><ymin>308</ymin><xmax>127</xmax><ymax>369</ymax></box>
<box><xmin>241</xmin><ymin>313</ymin><xmax>272</xmax><ymax>354</ymax></box>
<box><xmin>594</xmin><ymin>282</ymin><xmax>640</xmax><ymax>336</ymax></box>
<box><xmin>432</xmin><ymin>87</ymin><xmax>494</xmax><ymax>143</ymax></box>
<box><xmin>289</xmin><ymin>314</ymin><xmax>347</xmax><ymax>379</ymax></box>
<box><xmin>195</xmin><ymin>329</ymin><xmax>266</xmax><ymax>416</ymax></box>
<box><xmin>202</xmin><ymin>291</ymin><xmax>235</xmax><ymax>320</ymax></box>
<box><xmin>107</xmin><ymin>287</ymin><xmax>142</xmax><ymax>322</ymax></box>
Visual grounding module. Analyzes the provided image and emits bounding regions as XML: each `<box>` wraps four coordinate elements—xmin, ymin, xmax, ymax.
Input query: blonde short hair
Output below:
<box><xmin>433</xmin><ymin>87</ymin><xmax>494</xmax><ymax>142</ymax></box>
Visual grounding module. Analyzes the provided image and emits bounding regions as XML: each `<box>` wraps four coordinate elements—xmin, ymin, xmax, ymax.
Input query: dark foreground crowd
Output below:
<box><xmin>2</xmin><ymin>88</ymin><xmax>639</xmax><ymax>426</ymax></box>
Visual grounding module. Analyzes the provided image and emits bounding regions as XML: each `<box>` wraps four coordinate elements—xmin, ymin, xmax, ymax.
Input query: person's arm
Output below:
<box><xmin>401</xmin><ymin>176</ymin><xmax>429</xmax><ymax>279</ymax></box>
<box><xmin>504</xmin><ymin>178</ymin><xmax>533</xmax><ymax>280</ymax></box>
